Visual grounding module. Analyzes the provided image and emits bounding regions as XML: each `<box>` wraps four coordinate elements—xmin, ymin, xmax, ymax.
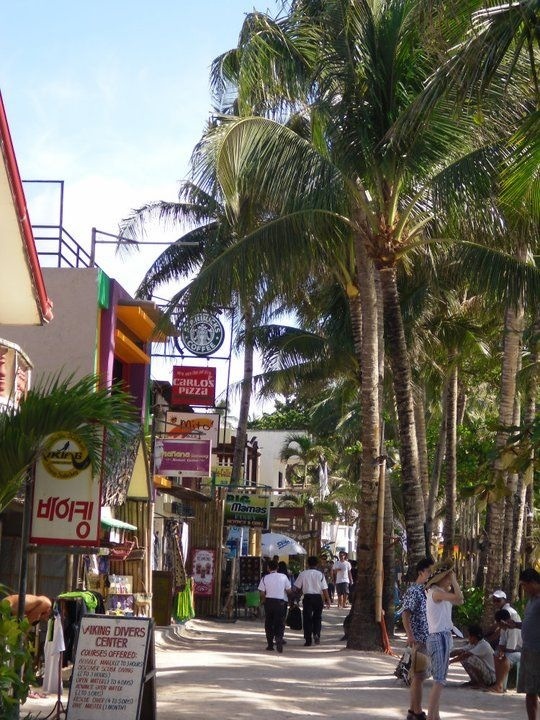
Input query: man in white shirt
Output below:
<box><xmin>294</xmin><ymin>556</ymin><xmax>331</xmax><ymax>646</ymax></box>
<box><xmin>488</xmin><ymin>589</ymin><xmax>522</xmax><ymax>693</ymax></box>
<box><xmin>258</xmin><ymin>559</ymin><xmax>292</xmax><ymax>653</ymax></box>
<box><xmin>332</xmin><ymin>551</ymin><xmax>353</xmax><ymax>609</ymax></box>
<box><xmin>449</xmin><ymin>624</ymin><xmax>496</xmax><ymax>687</ymax></box>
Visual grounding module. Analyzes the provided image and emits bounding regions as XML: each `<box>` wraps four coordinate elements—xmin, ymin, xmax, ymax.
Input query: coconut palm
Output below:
<box><xmin>0</xmin><ymin>374</ymin><xmax>135</xmax><ymax>513</ymax></box>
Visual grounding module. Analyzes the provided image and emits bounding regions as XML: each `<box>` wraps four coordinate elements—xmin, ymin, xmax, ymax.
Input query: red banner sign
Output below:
<box><xmin>192</xmin><ymin>548</ymin><xmax>216</xmax><ymax>596</ymax></box>
<box><xmin>172</xmin><ymin>366</ymin><xmax>216</xmax><ymax>407</ymax></box>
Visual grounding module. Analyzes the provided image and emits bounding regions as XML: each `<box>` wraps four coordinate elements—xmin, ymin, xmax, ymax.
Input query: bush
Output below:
<box><xmin>453</xmin><ymin>586</ymin><xmax>484</xmax><ymax>631</ymax></box>
<box><xmin>0</xmin><ymin>599</ymin><xmax>35</xmax><ymax>720</ymax></box>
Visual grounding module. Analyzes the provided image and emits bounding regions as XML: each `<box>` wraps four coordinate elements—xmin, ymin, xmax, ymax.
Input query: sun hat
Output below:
<box><xmin>410</xmin><ymin>646</ymin><xmax>430</xmax><ymax>675</ymax></box>
<box><xmin>424</xmin><ymin>560</ymin><xmax>453</xmax><ymax>588</ymax></box>
<box><xmin>492</xmin><ymin>589</ymin><xmax>506</xmax><ymax>600</ymax></box>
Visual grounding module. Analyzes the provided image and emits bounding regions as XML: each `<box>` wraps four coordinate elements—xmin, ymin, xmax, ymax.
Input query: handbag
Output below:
<box><xmin>286</xmin><ymin>604</ymin><xmax>303</xmax><ymax>631</ymax></box>
<box><xmin>393</xmin><ymin>647</ymin><xmax>412</xmax><ymax>685</ymax></box>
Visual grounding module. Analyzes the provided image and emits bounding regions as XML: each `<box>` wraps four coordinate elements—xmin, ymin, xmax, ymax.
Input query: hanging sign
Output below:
<box><xmin>66</xmin><ymin>615</ymin><xmax>155</xmax><ymax>720</ymax></box>
<box><xmin>224</xmin><ymin>492</ymin><xmax>270</xmax><ymax>529</ymax></box>
<box><xmin>153</xmin><ymin>438</ymin><xmax>212</xmax><ymax>476</ymax></box>
<box><xmin>171</xmin><ymin>366</ymin><xmax>216</xmax><ymax>407</ymax></box>
<box><xmin>165</xmin><ymin>411</ymin><xmax>219</xmax><ymax>446</ymax></box>
<box><xmin>180</xmin><ymin>312</ymin><xmax>225</xmax><ymax>356</ymax></box>
<box><xmin>30</xmin><ymin>432</ymin><xmax>101</xmax><ymax>546</ymax></box>
<box><xmin>192</xmin><ymin>548</ymin><xmax>216</xmax><ymax>596</ymax></box>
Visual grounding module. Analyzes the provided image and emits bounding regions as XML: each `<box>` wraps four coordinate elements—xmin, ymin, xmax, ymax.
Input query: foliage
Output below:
<box><xmin>0</xmin><ymin>600</ymin><xmax>34</xmax><ymax>719</ymax></box>
<box><xmin>248</xmin><ymin>397</ymin><xmax>311</xmax><ymax>430</ymax></box>
<box><xmin>452</xmin><ymin>586</ymin><xmax>485</xmax><ymax>631</ymax></box>
<box><xmin>0</xmin><ymin>373</ymin><xmax>136</xmax><ymax>513</ymax></box>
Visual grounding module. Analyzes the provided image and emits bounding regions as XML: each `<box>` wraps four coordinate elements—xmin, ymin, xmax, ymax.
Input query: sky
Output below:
<box><xmin>1</xmin><ymin>0</ymin><xmax>281</xmax><ymax>415</ymax></box>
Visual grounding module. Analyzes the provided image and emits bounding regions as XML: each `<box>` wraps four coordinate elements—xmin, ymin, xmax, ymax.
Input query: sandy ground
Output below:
<box><xmin>23</xmin><ymin>606</ymin><xmax>524</xmax><ymax>719</ymax></box>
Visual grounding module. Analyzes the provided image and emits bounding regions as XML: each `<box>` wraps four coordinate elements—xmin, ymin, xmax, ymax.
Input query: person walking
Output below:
<box><xmin>294</xmin><ymin>556</ymin><xmax>331</xmax><ymax>646</ymax></box>
<box><xmin>333</xmin><ymin>551</ymin><xmax>353</xmax><ymax>609</ymax></box>
<box><xmin>424</xmin><ymin>562</ymin><xmax>464</xmax><ymax>720</ymax></box>
<box><xmin>506</xmin><ymin>567</ymin><xmax>540</xmax><ymax>720</ymax></box>
<box><xmin>258</xmin><ymin>559</ymin><xmax>291</xmax><ymax>653</ymax></box>
<box><xmin>401</xmin><ymin>557</ymin><xmax>434</xmax><ymax>720</ymax></box>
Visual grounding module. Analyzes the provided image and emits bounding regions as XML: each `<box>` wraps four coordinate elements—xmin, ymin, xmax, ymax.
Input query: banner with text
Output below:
<box><xmin>192</xmin><ymin>548</ymin><xmax>216</xmax><ymax>596</ymax></box>
<box><xmin>224</xmin><ymin>492</ymin><xmax>270</xmax><ymax>529</ymax></box>
<box><xmin>165</xmin><ymin>411</ymin><xmax>219</xmax><ymax>447</ymax></box>
<box><xmin>171</xmin><ymin>366</ymin><xmax>216</xmax><ymax>407</ymax></box>
<box><xmin>66</xmin><ymin>615</ymin><xmax>152</xmax><ymax>720</ymax></box>
<box><xmin>30</xmin><ymin>432</ymin><xmax>101</xmax><ymax>546</ymax></box>
<box><xmin>154</xmin><ymin>438</ymin><xmax>212</xmax><ymax>477</ymax></box>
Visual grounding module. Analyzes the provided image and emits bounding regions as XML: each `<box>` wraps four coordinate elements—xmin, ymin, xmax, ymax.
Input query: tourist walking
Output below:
<box><xmin>258</xmin><ymin>559</ymin><xmax>291</xmax><ymax>653</ymax></box>
<box><xmin>401</xmin><ymin>557</ymin><xmax>434</xmax><ymax>720</ymax></box>
<box><xmin>333</xmin><ymin>551</ymin><xmax>352</xmax><ymax>609</ymax></box>
<box><xmin>294</xmin><ymin>556</ymin><xmax>331</xmax><ymax>646</ymax></box>
<box><xmin>424</xmin><ymin>562</ymin><xmax>464</xmax><ymax>720</ymax></box>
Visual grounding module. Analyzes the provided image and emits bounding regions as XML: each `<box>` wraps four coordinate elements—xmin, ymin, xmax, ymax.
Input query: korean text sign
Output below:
<box><xmin>30</xmin><ymin>432</ymin><xmax>101</xmax><ymax>546</ymax></box>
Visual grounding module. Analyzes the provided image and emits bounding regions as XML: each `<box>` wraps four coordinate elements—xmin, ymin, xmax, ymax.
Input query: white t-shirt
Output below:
<box><xmin>334</xmin><ymin>560</ymin><xmax>352</xmax><ymax>584</ymax></box>
<box><xmin>500</xmin><ymin>604</ymin><xmax>522</xmax><ymax>651</ymax></box>
<box><xmin>465</xmin><ymin>638</ymin><xmax>495</xmax><ymax>672</ymax></box>
<box><xmin>294</xmin><ymin>568</ymin><xmax>328</xmax><ymax>595</ymax></box>
<box><xmin>426</xmin><ymin>587</ymin><xmax>453</xmax><ymax>633</ymax></box>
<box><xmin>258</xmin><ymin>571</ymin><xmax>291</xmax><ymax>600</ymax></box>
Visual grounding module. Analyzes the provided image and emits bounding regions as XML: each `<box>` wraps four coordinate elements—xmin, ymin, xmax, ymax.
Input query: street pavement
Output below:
<box><xmin>24</xmin><ymin>606</ymin><xmax>524</xmax><ymax>719</ymax></box>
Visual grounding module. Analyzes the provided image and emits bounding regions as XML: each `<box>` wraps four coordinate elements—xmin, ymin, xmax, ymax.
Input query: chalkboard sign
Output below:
<box><xmin>66</xmin><ymin>615</ymin><xmax>155</xmax><ymax>720</ymax></box>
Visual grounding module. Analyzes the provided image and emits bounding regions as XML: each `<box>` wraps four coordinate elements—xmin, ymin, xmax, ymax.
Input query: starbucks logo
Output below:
<box><xmin>180</xmin><ymin>312</ymin><xmax>225</xmax><ymax>356</ymax></box>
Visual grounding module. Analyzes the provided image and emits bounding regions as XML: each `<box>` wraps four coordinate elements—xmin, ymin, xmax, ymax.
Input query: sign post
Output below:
<box><xmin>66</xmin><ymin>615</ymin><xmax>156</xmax><ymax>720</ymax></box>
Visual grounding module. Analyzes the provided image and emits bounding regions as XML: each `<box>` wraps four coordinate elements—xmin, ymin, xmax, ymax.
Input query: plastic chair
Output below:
<box><xmin>244</xmin><ymin>591</ymin><xmax>261</xmax><ymax>618</ymax></box>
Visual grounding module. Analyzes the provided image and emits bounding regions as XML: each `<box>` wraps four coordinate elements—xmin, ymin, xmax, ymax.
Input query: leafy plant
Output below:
<box><xmin>453</xmin><ymin>586</ymin><xmax>484</xmax><ymax>631</ymax></box>
<box><xmin>0</xmin><ymin>599</ymin><xmax>35</xmax><ymax>720</ymax></box>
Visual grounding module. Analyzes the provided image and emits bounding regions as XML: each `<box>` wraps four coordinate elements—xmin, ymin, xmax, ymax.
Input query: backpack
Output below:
<box><xmin>393</xmin><ymin>648</ymin><xmax>412</xmax><ymax>685</ymax></box>
<box><xmin>285</xmin><ymin>604</ymin><xmax>303</xmax><ymax>631</ymax></box>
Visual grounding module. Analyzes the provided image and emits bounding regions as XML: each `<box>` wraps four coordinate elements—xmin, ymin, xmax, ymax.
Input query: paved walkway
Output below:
<box><xmin>23</xmin><ymin>607</ymin><xmax>524</xmax><ymax>719</ymax></box>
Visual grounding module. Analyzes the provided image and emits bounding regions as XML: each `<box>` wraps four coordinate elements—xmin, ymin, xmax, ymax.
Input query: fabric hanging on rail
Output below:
<box><xmin>42</xmin><ymin>613</ymin><xmax>65</xmax><ymax>694</ymax></box>
<box><xmin>163</xmin><ymin>519</ymin><xmax>187</xmax><ymax>592</ymax></box>
<box><xmin>174</xmin><ymin>578</ymin><xmax>195</xmax><ymax>623</ymax></box>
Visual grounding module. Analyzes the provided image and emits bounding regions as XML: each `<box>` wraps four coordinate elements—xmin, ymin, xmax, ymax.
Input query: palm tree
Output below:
<box><xmin>0</xmin><ymin>373</ymin><xmax>135</xmax><ymax>513</ymax></box>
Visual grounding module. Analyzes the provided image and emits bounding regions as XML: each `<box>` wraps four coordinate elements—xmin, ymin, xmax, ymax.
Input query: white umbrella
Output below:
<box><xmin>261</xmin><ymin>532</ymin><xmax>307</xmax><ymax>556</ymax></box>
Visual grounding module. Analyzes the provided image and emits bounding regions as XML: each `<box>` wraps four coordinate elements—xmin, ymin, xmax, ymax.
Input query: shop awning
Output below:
<box><xmin>160</xmin><ymin>485</ymin><xmax>211</xmax><ymax>504</ymax></box>
<box><xmin>100</xmin><ymin>516</ymin><xmax>137</xmax><ymax>531</ymax></box>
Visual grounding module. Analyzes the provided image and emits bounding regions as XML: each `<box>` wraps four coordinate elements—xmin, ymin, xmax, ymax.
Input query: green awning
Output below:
<box><xmin>100</xmin><ymin>516</ymin><xmax>137</xmax><ymax>531</ymax></box>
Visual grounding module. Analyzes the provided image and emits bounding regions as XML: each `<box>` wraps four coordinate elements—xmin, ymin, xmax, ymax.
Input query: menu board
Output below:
<box><xmin>66</xmin><ymin>615</ymin><xmax>153</xmax><ymax>720</ymax></box>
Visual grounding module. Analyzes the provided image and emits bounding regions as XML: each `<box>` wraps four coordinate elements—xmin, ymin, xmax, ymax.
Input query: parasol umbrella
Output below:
<box><xmin>261</xmin><ymin>532</ymin><xmax>307</xmax><ymax>556</ymax></box>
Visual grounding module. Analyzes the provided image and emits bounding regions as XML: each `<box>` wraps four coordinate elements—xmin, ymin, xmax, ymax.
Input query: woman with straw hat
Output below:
<box><xmin>424</xmin><ymin>562</ymin><xmax>464</xmax><ymax>720</ymax></box>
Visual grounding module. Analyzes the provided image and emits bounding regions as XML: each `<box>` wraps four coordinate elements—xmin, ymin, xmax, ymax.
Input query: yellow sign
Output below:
<box><xmin>41</xmin><ymin>432</ymin><xmax>91</xmax><ymax>479</ymax></box>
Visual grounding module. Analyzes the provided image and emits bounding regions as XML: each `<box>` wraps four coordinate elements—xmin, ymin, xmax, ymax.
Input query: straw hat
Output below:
<box><xmin>424</xmin><ymin>560</ymin><xmax>453</xmax><ymax>588</ymax></box>
<box><xmin>410</xmin><ymin>646</ymin><xmax>430</xmax><ymax>674</ymax></box>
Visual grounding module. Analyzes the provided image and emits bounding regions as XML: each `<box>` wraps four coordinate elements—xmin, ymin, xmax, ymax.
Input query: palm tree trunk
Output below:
<box><xmin>414</xmin><ymin>383</ymin><xmax>430</xmax><ymax>508</ymax></box>
<box><xmin>426</xmin><ymin>384</ymin><xmax>447</xmax><ymax>547</ymax></box>
<box><xmin>348</xmin><ymin>229</ymin><xmax>382</xmax><ymax>650</ymax></box>
<box><xmin>484</xmin><ymin>298</ymin><xmax>524</xmax><ymax>606</ymax></box>
<box><xmin>442</xmin><ymin>362</ymin><xmax>458</xmax><ymax>559</ymax></box>
<box><xmin>378</xmin><ymin>265</ymin><xmax>426</xmax><ymax>570</ymax></box>
<box><xmin>231</xmin><ymin>305</ymin><xmax>254</xmax><ymax>485</ymax></box>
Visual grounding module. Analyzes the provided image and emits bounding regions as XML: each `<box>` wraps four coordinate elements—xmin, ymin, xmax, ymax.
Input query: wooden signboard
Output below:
<box><xmin>66</xmin><ymin>615</ymin><xmax>156</xmax><ymax>720</ymax></box>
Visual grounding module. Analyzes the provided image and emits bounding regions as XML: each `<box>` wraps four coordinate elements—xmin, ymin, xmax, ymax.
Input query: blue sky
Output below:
<box><xmin>1</xmin><ymin>0</ymin><xmax>280</xmax><ymax>412</ymax></box>
<box><xmin>1</xmin><ymin>0</ymin><xmax>279</xmax><ymax>290</ymax></box>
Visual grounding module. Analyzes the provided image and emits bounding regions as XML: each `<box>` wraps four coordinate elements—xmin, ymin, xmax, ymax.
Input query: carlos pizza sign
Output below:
<box><xmin>171</xmin><ymin>366</ymin><xmax>216</xmax><ymax>407</ymax></box>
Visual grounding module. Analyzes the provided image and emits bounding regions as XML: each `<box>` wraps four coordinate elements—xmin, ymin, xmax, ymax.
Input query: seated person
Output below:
<box><xmin>488</xmin><ymin>608</ymin><xmax>522</xmax><ymax>693</ymax></box>
<box><xmin>449</xmin><ymin>624</ymin><xmax>495</xmax><ymax>688</ymax></box>
<box><xmin>4</xmin><ymin>594</ymin><xmax>52</xmax><ymax>624</ymax></box>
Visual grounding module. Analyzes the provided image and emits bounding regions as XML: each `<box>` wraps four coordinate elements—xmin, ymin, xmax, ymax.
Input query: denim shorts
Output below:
<box><xmin>426</xmin><ymin>630</ymin><xmax>452</xmax><ymax>684</ymax></box>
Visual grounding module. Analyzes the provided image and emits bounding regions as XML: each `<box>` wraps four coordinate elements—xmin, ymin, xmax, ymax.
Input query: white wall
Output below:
<box><xmin>254</xmin><ymin>429</ymin><xmax>305</xmax><ymax>492</ymax></box>
<box><xmin>3</xmin><ymin>268</ymin><xmax>100</xmax><ymax>382</ymax></box>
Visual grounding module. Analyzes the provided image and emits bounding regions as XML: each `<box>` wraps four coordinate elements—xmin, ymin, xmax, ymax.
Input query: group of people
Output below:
<box><xmin>258</xmin><ymin>556</ymin><xmax>332</xmax><ymax>651</ymax></box>
<box><xmin>402</xmin><ymin>559</ymin><xmax>540</xmax><ymax>720</ymax></box>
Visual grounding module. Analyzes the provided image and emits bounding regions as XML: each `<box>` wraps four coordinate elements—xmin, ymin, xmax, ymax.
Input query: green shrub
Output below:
<box><xmin>0</xmin><ymin>599</ymin><xmax>35</xmax><ymax>720</ymax></box>
<box><xmin>453</xmin><ymin>586</ymin><xmax>484</xmax><ymax>631</ymax></box>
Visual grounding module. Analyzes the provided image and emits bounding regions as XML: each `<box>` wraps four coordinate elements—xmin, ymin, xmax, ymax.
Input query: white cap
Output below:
<box><xmin>492</xmin><ymin>589</ymin><xmax>507</xmax><ymax>599</ymax></box>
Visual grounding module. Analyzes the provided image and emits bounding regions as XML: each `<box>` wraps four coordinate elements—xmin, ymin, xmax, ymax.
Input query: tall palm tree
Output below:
<box><xmin>0</xmin><ymin>374</ymin><xmax>135</xmax><ymax>513</ymax></box>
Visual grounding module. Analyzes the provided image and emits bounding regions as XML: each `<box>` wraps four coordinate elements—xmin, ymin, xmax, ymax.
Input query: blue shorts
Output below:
<box><xmin>427</xmin><ymin>631</ymin><xmax>452</xmax><ymax>685</ymax></box>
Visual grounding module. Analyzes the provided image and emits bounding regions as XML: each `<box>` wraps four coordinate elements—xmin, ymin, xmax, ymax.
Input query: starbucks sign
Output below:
<box><xmin>180</xmin><ymin>312</ymin><xmax>225</xmax><ymax>356</ymax></box>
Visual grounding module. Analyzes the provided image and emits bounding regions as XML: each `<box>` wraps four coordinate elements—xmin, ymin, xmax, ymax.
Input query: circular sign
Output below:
<box><xmin>41</xmin><ymin>432</ymin><xmax>91</xmax><ymax>479</ymax></box>
<box><xmin>180</xmin><ymin>312</ymin><xmax>225</xmax><ymax>356</ymax></box>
